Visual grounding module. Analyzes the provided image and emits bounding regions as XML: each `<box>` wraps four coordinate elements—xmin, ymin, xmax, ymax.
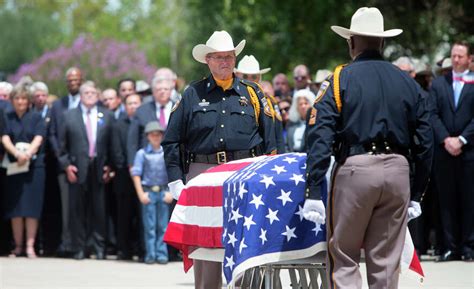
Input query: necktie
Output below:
<box><xmin>86</xmin><ymin>110</ymin><xmax>95</xmax><ymax>157</ymax></box>
<box><xmin>159</xmin><ymin>106</ymin><xmax>166</xmax><ymax>128</ymax></box>
<box><xmin>453</xmin><ymin>77</ymin><xmax>463</xmax><ymax>107</ymax></box>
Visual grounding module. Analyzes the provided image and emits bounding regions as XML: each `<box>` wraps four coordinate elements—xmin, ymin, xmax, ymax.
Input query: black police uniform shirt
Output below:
<box><xmin>163</xmin><ymin>75</ymin><xmax>276</xmax><ymax>183</ymax></box>
<box><xmin>305</xmin><ymin>50</ymin><xmax>433</xmax><ymax>201</ymax></box>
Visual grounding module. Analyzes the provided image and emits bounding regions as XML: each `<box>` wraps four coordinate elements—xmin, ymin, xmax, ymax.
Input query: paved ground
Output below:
<box><xmin>0</xmin><ymin>257</ymin><xmax>473</xmax><ymax>289</ymax></box>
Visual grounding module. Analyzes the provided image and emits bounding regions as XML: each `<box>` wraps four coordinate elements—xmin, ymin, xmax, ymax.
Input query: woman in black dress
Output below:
<box><xmin>2</xmin><ymin>86</ymin><xmax>45</xmax><ymax>258</ymax></box>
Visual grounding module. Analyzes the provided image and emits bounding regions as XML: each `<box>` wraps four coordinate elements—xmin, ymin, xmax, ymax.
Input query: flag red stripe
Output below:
<box><xmin>206</xmin><ymin>162</ymin><xmax>253</xmax><ymax>173</ymax></box>
<box><xmin>164</xmin><ymin>222</ymin><xmax>223</xmax><ymax>248</ymax></box>
<box><xmin>409</xmin><ymin>250</ymin><xmax>424</xmax><ymax>277</ymax></box>
<box><xmin>178</xmin><ymin>186</ymin><xmax>223</xmax><ymax>207</ymax></box>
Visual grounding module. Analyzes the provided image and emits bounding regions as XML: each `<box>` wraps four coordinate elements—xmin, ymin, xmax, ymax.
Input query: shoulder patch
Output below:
<box><xmin>308</xmin><ymin>107</ymin><xmax>317</xmax><ymax>125</ymax></box>
<box><xmin>315</xmin><ymin>80</ymin><xmax>330</xmax><ymax>103</ymax></box>
<box><xmin>263</xmin><ymin>97</ymin><xmax>273</xmax><ymax>117</ymax></box>
<box><xmin>171</xmin><ymin>99</ymin><xmax>181</xmax><ymax>112</ymax></box>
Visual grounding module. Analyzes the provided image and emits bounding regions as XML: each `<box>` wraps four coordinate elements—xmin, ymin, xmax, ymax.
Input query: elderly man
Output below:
<box><xmin>430</xmin><ymin>41</ymin><xmax>474</xmax><ymax>262</ymax></box>
<box><xmin>303</xmin><ymin>7</ymin><xmax>433</xmax><ymax>289</ymax></box>
<box><xmin>0</xmin><ymin>82</ymin><xmax>13</xmax><ymax>101</ymax></box>
<box><xmin>272</xmin><ymin>73</ymin><xmax>291</xmax><ymax>100</ymax></box>
<box><xmin>155</xmin><ymin>68</ymin><xmax>181</xmax><ymax>103</ymax></box>
<box><xmin>162</xmin><ymin>30</ymin><xmax>276</xmax><ymax>289</ymax></box>
<box><xmin>293</xmin><ymin>64</ymin><xmax>311</xmax><ymax>92</ymax></box>
<box><xmin>393</xmin><ymin>56</ymin><xmax>416</xmax><ymax>78</ymax></box>
<box><xmin>49</xmin><ymin>67</ymin><xmax>83</xmax><ymax>256</ymax></box>
<box><xmin>127</xmin><ymin>77</ymin><xmax>174</xmax><ymax>165</ymax></box>
<box><xmin>60</xmin><ymin>81</ymin><xmax>114</xmax><ymax>260</ymax></box>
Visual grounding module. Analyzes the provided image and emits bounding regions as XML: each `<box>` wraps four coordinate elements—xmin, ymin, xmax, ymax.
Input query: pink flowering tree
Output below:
<box><xmin>9</xmin><ymin>35</ymin><xmax>157</xmax><ymax>96</ymax></box>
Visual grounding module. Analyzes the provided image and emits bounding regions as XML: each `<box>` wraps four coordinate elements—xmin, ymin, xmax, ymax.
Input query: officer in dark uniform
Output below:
<box><xmin>302</xmin><ymin>8</ymin><xmax>433</xmax><ymax>289</ymax></box>
<box><xmin>162</xmin><ymin>30</ymin><xmax>276</xmax><ymax>289</ymax></box>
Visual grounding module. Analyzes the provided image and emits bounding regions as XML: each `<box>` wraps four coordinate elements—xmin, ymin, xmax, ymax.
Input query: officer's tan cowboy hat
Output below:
<box><xmin>331</xmin><ymin>7</ymin><xmax>402</xmax><ymax>39</ymax></box>
<box><xmin>192</xmin><ymin>31</ymin><xmax>246</xmax><ymax>64</ymax></box>
<box><xmin>234</xmin><ymin>55</ymin><xmax>271</xmax><ymax>75</ymax></box>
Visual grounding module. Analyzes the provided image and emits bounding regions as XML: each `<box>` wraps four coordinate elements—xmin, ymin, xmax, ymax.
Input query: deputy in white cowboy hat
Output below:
<box><xmin>303</xmin><ymin>7</ymin><xmax>433</xmax><ymax>289</ymax></box>
<box><xmin>234</xmin><ymin>55</ymin><xmax>271</xmax><ymax>82</ymax></box>
<box><xmin>163</xmin><ymin>31</ymin><xmax>276</xmax><ymax>289</ymax></box>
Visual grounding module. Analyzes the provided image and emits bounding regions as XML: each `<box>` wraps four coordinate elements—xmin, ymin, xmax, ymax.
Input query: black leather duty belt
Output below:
<box><xmin>190</xmin><ymin>149</ymin><xmax>257</xmax><ymax>164</ymax></box>
<box><xmin>348</xmin><ymin>141</ymin><xmax>409</xmax><ymax>157</ymax></box>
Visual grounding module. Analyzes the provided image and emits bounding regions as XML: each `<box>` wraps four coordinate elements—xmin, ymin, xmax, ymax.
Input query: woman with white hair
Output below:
<box><xmin>286</xmin><ymin>89</ymin><xmax>316</xmax><ymax>152</ymax></box>
<box><xmin>0</xmin><ymin>82</ymin><xmax>13</xmax><ymax>101</ymax></box>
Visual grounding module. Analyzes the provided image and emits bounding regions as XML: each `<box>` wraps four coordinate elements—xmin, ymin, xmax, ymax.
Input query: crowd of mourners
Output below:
<box><xmin>0</xmin><ymin>39</ymin><xmax>473</xmax><ymax>264</ymax></box>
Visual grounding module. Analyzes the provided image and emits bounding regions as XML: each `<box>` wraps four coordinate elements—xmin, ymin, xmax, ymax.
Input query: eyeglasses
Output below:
<box><xmin>243</xmin><ymin>74</ymin><xmax>260</xmax><ymax>81</ymax></box>
<box><xmin>207</xmin><ymin>55</ymin><xmax>235</xmax><ymax>62</ymax></box>
<box><xmin>280</xmin><ymin>107</ymin><xmax>290</xmax><ymax>113</ymax></box>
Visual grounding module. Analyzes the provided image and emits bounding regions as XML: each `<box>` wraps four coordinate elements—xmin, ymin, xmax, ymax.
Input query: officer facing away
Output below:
<box><xmin>302</xmin><ymin>7</ymin><xmax>433</xmax><ymax>289</ymax></box>
<box><xmin>162</xmin><ymin>30</ymin><xmax>276</xmax><ymax>289</ymax></box>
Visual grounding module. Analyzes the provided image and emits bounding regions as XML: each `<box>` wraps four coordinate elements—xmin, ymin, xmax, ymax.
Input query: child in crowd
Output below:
<box><xmin>131</xmin><ymin>121</ymin><xmax>173</xmax><ymax>264</ymax></box>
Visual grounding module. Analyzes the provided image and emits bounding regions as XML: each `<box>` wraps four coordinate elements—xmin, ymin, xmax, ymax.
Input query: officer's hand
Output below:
<box><xmin>168</xmin><ymin>179</ymin><xmax>185</xmax><ymax>200</ymax></box>
<box><xmin>303</xmin><ymin>199</ymin><xmax>326</xmax><ymax>225</ymax></box>
<box><xmin>407</xmin><ymin>201</ymin><xmax>422</xmax><ymax>221</ymax></box>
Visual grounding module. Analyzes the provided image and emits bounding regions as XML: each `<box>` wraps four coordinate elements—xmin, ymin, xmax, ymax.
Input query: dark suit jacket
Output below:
<box><xmin>127</xmin><ymin>101</ymin><xmax>160</xmax><ymax>165</ymax></box>
<box><xmin>429</xmin><ymin>72</ymin><xmax>474</xmax><ymax>160</ymax></box>
<box><xmin>59</xmin><ymin>105</ymin><xmax>114</xmax><ymax>184</ymax></box>
<box><xmin>111</xmin><ymin>117</ymin><xmax>131</xmax><ymax>170</ymax></box>
<box><xmin>49</xmin><ymin>96</ymin><xmax>70</xmax><ymax>160</ymax></box>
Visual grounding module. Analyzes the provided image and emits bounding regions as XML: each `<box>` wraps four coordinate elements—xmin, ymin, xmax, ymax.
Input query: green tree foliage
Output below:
<box><xmin>1</xmin><ymin>0</ymin><xmax>473</xmax><ymax>84</ymax></box>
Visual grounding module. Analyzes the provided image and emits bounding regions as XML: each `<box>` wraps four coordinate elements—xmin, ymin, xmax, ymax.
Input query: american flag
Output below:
<box><xmin>163</xmin><ymin>153</ymin><xmax>424</xmax><ymax>284</ymax></box>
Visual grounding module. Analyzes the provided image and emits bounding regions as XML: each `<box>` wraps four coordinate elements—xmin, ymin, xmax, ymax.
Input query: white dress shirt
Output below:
<box><xmin>68</xmin><ymin>93</ymin><xmax>81</xmax><ymax>110</ymax></box>
<box><xmin>155</xmin><ymin>101</ymin><xmax>173</xmax><ymax>125</ymax></box>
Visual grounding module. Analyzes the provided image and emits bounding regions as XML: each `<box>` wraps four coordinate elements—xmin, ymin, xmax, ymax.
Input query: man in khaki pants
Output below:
<box><xmin>303</xmin><ymin>7</ymin><xmax>433</xmax><ymax>289</ymax></box>
<box><xmin>163</xmin><ymin>31</ymin><xmax>276</xmax><ymax>289</ymax></box>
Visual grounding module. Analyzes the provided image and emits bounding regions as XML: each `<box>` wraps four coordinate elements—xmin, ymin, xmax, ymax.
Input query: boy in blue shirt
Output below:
<box><xmin>131</xmin><ymin>121</ymin><xmax>173</xmax><ymax>264</ymax></box>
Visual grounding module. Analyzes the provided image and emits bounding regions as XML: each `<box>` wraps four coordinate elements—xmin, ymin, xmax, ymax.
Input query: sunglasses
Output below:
<box><xmin>280</xmin><ymin>107</ymin><xmax>290</xmax><ymax>113</ymax></box>
<box><xmin>242</xmin><ymin>74</ymin><xmax>260</xmax><ymax>81</ymax></box>
<box><xmin>294</xmin><ymin>76</ymin><xmax>307</xmax><ymax>81</ymax></box>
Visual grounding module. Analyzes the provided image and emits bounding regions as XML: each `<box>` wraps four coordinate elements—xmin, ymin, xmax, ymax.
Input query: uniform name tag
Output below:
<box><xmin>198</xmin><ymin>102</ymin><xmax>210</xmax><ymax>107</ymax></box>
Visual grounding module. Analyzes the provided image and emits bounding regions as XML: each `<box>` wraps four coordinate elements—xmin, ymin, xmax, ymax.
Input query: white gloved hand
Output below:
<box><xmin>303</xmin><ymin>199</ymin><xmax>326</xmax><ymax>225</ymax></box>
<box><xmin>407</xmin><ymin>201</ymin><xmax>422</xmax><ymax>221</ymax></box>
<box><xmin>168</xmin><ymin>179</ymin><xmax>185</xmax><ymax>200</ymax></box>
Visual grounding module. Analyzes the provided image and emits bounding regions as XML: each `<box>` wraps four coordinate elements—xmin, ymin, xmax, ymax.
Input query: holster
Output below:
<box><xmin>180</xmin><ymin>144</ymin><xmax>190</xmax><ymax>174</ymax></box>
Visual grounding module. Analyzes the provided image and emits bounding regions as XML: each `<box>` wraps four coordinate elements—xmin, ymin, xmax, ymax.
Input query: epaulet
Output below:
<box><xmin>333</xmin><ymin>64</ymin><xmax>347</xmax><ymax>113</ymax></box>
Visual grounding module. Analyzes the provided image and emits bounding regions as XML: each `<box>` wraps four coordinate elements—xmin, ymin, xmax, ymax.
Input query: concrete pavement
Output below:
<box><xmin>0</xmin><ymin>257</ymin><xmax>473</xmax><ymax>289</ymax></box>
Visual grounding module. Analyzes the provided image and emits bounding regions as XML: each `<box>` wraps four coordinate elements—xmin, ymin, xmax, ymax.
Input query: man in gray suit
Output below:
<box><xmin>60</xmin><ymin>81</ymin><xmax>114</xmax><ymax>260</ymax></box>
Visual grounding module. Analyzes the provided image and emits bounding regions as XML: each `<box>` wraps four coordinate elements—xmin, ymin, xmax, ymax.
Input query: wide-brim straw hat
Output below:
<box><xmin>331</xmin><ymin>7</ymin><xmax>402</xmax><ymax>39</ymax></box>
<box><xmin>192</xmin><ymin>31</ymin><xmax>245</xmax><ymax>64</ymax></box>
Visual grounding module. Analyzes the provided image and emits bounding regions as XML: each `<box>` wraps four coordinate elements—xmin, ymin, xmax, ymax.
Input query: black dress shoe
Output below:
<box><xmin>437</xmin><ymin>250</ymin><xmax>461</xmax><ymax>262</ymax></box>
<box><xmin>73</xmin><ymin>251</ymin><xmax>85</xmax><ymax>260</ymax></box>
<box><xmin>117</xmin><ymin>252</ymin><xmax>132</xmax><ymax>261</ymax></box>
<box><xmin>463</xmin><ymin>252</ymin><xmax>473</xmax><ymax>262</ymax></box>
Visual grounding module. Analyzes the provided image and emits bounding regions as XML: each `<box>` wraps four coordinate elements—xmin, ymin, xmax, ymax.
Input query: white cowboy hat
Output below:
<box><xmin>331</xmin><ymin>7</ymin><xmax>402</xmax><ymax>39</ymax></box>
<box><xmin>234</xmin><ymin>55</ymin><xmax>271</xmax><ymax>75</ymax></box>
<box><xmin>313</xmin><ymin>69</ymin><xmax>332</xmax><ymax>84</ymax></box>
<box><xmin>192</xmin><ymin>30</ymin><xmax>246</xmax><ymax>64</ymax></box>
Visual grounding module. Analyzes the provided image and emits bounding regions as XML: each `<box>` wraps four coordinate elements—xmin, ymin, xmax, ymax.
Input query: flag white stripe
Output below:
<box><xmin>170</xmin><ymin>205</ymin><xmax>223</xmax><ymax>227</ymax></box>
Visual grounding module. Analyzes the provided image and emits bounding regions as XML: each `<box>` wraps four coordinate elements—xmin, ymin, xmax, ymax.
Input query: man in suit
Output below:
<box><xmin>430</xmin><ymin>41</ymin><xmax>474</xmax><ymax>262</ymax></box>
<box><xmin>111</xmin><ymin>93</ymin><xmax>142</xmax><ymax>260</ymax></box>
<box><xmin>127</xmin><ymin>76</ymin><xmax>174</xmax><ymax>165</ymax></box>
<box><xmin>102</xmin><ymin>88</ymin><xmax>125</xmax><ymax>120</ymax></box>
<box><xmin>49</xmin><ymin>67</ymin><xmax>83</xmax><ymax>255</ymax></box>
<box><xmin>60</xmin><ymin>81</ymin><xmax>114</xmax><ymax>260</ymax></box>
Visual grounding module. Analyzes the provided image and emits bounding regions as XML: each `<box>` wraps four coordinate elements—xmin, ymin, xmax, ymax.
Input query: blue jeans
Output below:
<box><xmin>141</xmin><ymin>190</ymin><xmax>169</xmax><ymax>262</ymax></box>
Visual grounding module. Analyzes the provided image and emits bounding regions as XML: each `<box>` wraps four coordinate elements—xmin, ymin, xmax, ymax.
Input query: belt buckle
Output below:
<box><xmin>217</xmin><ymin>151</ymin><xmax>227</xmax><ymax>164</ymax></box>
<box><xmin>151</xmin><ymin>185</ymin><xmax>160</xmax><ymax>192</ymax></box>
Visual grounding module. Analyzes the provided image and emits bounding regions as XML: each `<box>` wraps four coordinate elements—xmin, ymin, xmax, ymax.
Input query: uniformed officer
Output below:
<box><xmin>162</xmin><ymin>30</ymin><xmax>276</xmax><ymax>289</ymax></box>
<box><xmin>302</xmin><ymin>8</ymin><xmax>433</xmax><ymax>289</ymax></box>
<box><xmin>234</xmin><ymin>54</ymin><xmax>286</xmax><ymax>153</ymax></box>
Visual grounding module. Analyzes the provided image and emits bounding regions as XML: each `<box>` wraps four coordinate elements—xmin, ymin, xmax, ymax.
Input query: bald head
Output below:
<box><xmin>65</xmin><ymin>67</ymin><xmax>83</xmax><ymax>95</ymax></box>
<box><xmin>293</xmin><ymin>64</ymin><xmax>310</xmax><ymax>90</ymax></box>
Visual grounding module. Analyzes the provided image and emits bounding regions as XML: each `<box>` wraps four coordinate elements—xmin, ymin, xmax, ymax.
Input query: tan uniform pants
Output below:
<box><xmin>187</xmin><ymin>162</ymin><xmax>223</xmax><ymax>289</ymax></box>
<box><xmin>327</xmin><ymin>154</ymin><xmax>410</xmax><ymax>289</ymax></box>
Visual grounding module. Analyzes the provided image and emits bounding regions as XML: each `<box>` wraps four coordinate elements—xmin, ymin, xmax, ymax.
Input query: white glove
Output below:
<box><xmin>168</xmin><ymin>179</ymin><xmax>185</xmax><ymax>200</ymax></box>
<box><xmin>407</xmin><ymin>201</ymin><xmax>422</xmax><ymax>221</ymax></box>
<box><xmin>303</xmin><ymin>199</ymin><xmax>326</xmax><ymax>225</ymax></box>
